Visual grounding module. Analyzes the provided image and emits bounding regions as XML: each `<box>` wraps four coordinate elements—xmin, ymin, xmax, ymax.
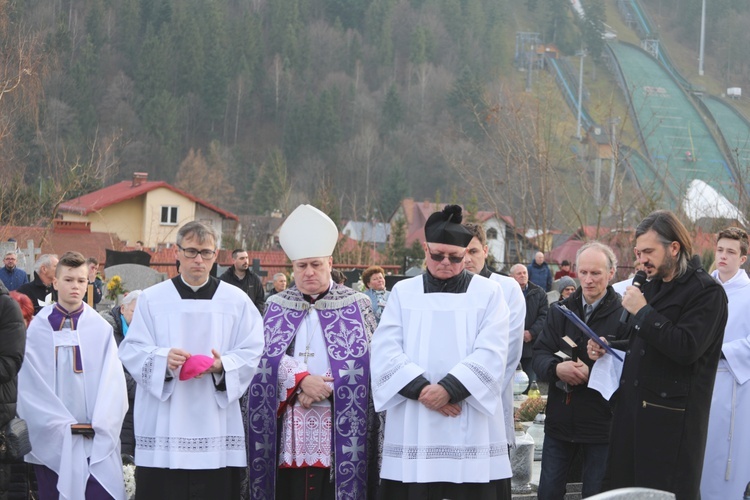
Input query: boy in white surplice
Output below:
<box><xmin>19</xmin><ymin>251</ymin><xmax>128</xmax><ymax>500</ymax></box>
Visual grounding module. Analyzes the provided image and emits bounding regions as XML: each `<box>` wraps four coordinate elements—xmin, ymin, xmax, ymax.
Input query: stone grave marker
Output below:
<box><xmin>104</xmin><ymin>263</ymin><xmax>167</xmax><ymax>300</ymax></box>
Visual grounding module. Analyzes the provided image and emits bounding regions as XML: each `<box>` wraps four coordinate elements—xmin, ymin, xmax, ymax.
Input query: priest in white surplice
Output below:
<box><xmin>19</xmin><ymin>251</ymin><xmax>128</xmax><ymax>500</ymax></box>
<box><xmin>371</xmin><ymin>205</ymin><xmax>513</xmax><ymax>500</ymax></box>
<box><xmin>119</xmin><ymin>221</ymin><xmax>264</xmax><ymax>499</ymax></box>
<box><xmin>701</xmin><ymin>227</ymin><xmax>750</xmax><ymax>499</ymax></box>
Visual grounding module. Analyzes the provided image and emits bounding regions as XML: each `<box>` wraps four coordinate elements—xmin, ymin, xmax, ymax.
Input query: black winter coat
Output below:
<box><xmin>15</xmin><ymin>273</ymin><xmax>55</xmax><ymax>315</ymax></box>
<box><xmin>532</xmin><ymin>286</ymin><xmax>627</xmax><ymax>443</ymax></box>
<box><xmin>606</xmin><ymin>256</ymin><xmax>727</xmax><ymax>499</ymax></box>
<box><xmin>522</xmin><ymin>281</ymin><xmax>548</xmax><ymax>359</ymax></box>
<box><xmin>0</xmin><ymin>283</ymin><xmax>26</xmax><ymax>499</ymax></box>
<box><xmin>0</xmin><ymin>283</ymin><xmax>26</xmax><ymax>429</ymax></box>
<box><xmin>218</xmin><ymin>266</ymin><xmax>265</xmax><ymax>313</ymax></box>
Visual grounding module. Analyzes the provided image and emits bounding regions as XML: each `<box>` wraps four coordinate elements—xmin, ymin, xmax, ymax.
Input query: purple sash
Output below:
<box><xmin>247</xmin><ymin>286</ymin><xmax>371</xmax><ymax>499</ymax></box>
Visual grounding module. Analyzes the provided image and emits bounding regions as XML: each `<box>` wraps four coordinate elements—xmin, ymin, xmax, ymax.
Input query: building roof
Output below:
<box><xmin>0</xmin><ymin>221</ymin><xmax>125</xmax><ymax>266</ymax></box>
<box><xmin>58</xmin><ymin>180</ymin><xmax>239</xmax><ymax>221</ymax></box>
<box><xmin>342</xmin><ymin>221</ymin><xmax>391</xmax><ymax>244</ymax></box>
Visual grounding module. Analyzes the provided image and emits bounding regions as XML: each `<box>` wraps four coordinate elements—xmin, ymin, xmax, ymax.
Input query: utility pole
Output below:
<box><xmin>698</xmin><ymin>0</ymin><xmax>706</xmax><ymax>76</ymax></box>
<box><xmin>576</xmin><ymin>50</ymin><xmax>585</xmax><ymax>140</ymax></box>
<box><xmin>608</xmin><ymin>118</ymin><xmax>620</xmax><ymax>212</ymax></box>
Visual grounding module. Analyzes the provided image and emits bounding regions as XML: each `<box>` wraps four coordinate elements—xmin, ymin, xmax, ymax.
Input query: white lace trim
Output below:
<box><xmin>278</xmin><ymin>404</ymin><xmax>332</xmax><ymax>468</ymax></box>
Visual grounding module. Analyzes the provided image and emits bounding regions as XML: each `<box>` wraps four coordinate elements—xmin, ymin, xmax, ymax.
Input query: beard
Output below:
<box><xmin>652</xmin><ymin>252</ymin><xmax>677</xmax><ymax>280</ymax></box>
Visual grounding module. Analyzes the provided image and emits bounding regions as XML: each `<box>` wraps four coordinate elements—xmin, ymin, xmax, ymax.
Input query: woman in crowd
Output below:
<box><xmin>362</xmin><ymin>266</ymin><xmax>390</xmax><ymax>323</ymax></box>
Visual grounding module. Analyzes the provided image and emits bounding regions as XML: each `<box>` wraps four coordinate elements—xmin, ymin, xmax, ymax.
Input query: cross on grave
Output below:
<box><xmin>20</xmin><ymin>239</ymin><xmax>41</xmax><ymax>277</ymax></box>
<box><xmin>257</xmin><ymin>359</ymin><xmax>272</xmax><ymax>383</ymax></box>
<box><xmin>338</xmin><ymin>360</ymin><xmax>363</xmax><ymax>384</ymax></box>
<box><xmin>251</xmin><ymin>259</ymin><xmax>268</xmax><ymax>278</ymax></box>
<box><xmin>255</xmin><ymin>435</ymin><xmax>273</xmax><ymax>459</ymax></box>
<box><xmin>342</xmin><ymin>437</ymin><xmax>364</xmax><ymax>461</ymax></box>
<box><xmin>298</xmin><ymin>347</ymin><xmax>315</xmax><ymax>364</ymax></box>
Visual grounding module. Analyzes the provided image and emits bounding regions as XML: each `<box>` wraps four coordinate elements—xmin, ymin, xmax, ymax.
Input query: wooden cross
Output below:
<box><xmin>251</xmin><ymin>258</ymin><xmax>268</xmax><ymax>278</ymax></box>
<box><xmin>298</xmin><ymin>347</ymin><xmax>315</xmax><ymax>363</ymax></box>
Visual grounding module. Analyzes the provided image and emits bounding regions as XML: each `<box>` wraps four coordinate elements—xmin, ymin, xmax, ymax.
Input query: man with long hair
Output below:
<box><xmin>589</xmin><ymin>210</ymin><xmax>728</xmax><ymax>499</ymax></box>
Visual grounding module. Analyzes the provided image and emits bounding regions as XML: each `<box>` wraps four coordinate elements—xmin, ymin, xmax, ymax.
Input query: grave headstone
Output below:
<box><xmin>104</xmin><ymin>264</ymin><xmax>167</xmax><ymax>297</ymax></box>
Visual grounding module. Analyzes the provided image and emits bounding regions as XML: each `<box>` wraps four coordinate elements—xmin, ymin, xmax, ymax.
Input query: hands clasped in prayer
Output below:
<box><xmin>168</xmin><ymin>348</ymin><xmax>223</xmax><ymax>377</ymax></box>
<box><xmin>419</xmin><ymin>384</ymin><xmax>461</xmax><ymax>417</ymax></box>
<box><xmin>298</xmin><ymin>374</ymin><xmax>334</xmax><ymax>408</ymax></box>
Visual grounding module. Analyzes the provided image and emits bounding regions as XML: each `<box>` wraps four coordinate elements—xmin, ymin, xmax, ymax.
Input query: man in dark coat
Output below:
<box><xmin>219</xmin><ymin>249</ymin><xmax>265</xmax><ymax>313</ymax></box>
<box><xmin>511</xmin><ymin>263</ymin><xmax>548</xmax><ymax>387</ymax></box>
<box><xmin>0</xmin><ymin>282</ymin><xmax>27</xmax><ymax>498</ymax></box>
<box><xmin>16</xmin><ymin>254</ymin><xmax>58</xmax><ymax>315</ymax></box>
<box><xmin>533</xmin><ymin>242</ymin><xmax>627</xmax><ymax>499</ymax></box>
<box><xmin>589</xmin><ymin>210</ymin><xmax>728</xmax><ymax>500</ymax></box>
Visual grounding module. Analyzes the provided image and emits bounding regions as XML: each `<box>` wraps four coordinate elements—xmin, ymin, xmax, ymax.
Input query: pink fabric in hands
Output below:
<box><xmin>179</xmin><ymin>354</ymin><xmax>214</xmax><ymax>381</ymax></box>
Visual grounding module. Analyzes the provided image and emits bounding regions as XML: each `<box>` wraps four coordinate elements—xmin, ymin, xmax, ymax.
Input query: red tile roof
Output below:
<box><xmin>58</xmin><ymin>180</ymin><xmax>238</xmax><ymax>221</ymax></box>
<box><xmin>0</xmin><ymin>224</ymin><xmax>125</xmax><ymax>267</ymax></box>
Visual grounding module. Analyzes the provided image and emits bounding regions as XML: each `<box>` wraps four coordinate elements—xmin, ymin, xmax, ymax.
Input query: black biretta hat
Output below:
<box><xmin>424</xmin><ymin>205</ymin><xmax>474</xmax><ymax>248</ymax></box>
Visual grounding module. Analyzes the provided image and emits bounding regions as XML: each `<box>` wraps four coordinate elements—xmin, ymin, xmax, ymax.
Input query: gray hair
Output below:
<box><xmin>4</xmin><ymin>251</ymin><xmax>17</xmax><ymax>258</ymax></box>
<box><xmin>509</xmin><ymin>263</ymin><xmax>526</xmax><ymax>274</ymax></box>
<box><xmin>176</xmin><ymin>221</ymin><xmax>218</xmax><ymax>247</ymax></box>
<box><xmin>273</xmin><ymin>273</ymin><xmax>286</xmax><ymax>281</ymax></box>
<box><xmin>576</xmin><ymin>241</ymin><xmax>618</xmax><ymax>271</ymax></box>
<box><xmin>35</xmin><ymin>254</ymin><xmax>58</xmax><ymax>273</ymax></box>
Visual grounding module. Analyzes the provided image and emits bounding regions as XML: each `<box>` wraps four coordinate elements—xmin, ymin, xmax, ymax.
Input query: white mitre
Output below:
<box><xmin>279</xmin><ymin>204</ymin><xmax>338</xmax><ymax>261</ymax></box>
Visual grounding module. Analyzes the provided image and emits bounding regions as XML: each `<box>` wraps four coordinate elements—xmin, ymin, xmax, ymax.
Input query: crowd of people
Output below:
<box><xmin>0</xmin><ymin>206</ymin><xmax>746</xmax><ymax>500</ymax></box>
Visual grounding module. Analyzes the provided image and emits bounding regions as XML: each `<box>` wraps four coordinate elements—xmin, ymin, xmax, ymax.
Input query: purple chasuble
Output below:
<box><xmin>49</xmin><ymin>303</ymin><xmax>85</xmax><ymax>372</ymax></box>
<box><xmin>247</xmin><ymin>284</ymin><xmax>371</xmax><ymax>500</ymax></box>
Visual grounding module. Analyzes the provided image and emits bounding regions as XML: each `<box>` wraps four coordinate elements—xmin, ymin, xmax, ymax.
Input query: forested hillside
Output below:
<box><xmin>1</xmin><ymin>0</ymin><xmax>521</xmax><ymax>224</ymax></box>
<box><xmin>5</xmin><ymin>0</ymin><xmax>741</xmax><ymax>230</ymax></box>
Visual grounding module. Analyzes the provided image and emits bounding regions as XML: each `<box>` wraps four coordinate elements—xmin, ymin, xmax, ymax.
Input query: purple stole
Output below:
<box><xmin>49</xmin><ymin>303</ymin><xmax>85</xmax><ymax>372</ymax></box>
<box><xmin>247</xmin><ymin>285</ymin><xmax>370</xmax><ymax>500</ymax></box>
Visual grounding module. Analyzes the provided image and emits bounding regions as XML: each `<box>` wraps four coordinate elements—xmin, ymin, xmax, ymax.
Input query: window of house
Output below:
<box><xmin>161</xmin><ymin>206</ymin><xmax>178</xmax><ymax>225</ymax></box>
<box><xmin>486</xmin><ymin>228</ymin><xmax>498</xmax><ymax>240</ymax></box>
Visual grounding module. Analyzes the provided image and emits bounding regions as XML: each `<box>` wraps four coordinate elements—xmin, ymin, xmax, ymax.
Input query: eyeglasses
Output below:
<box><xmin>426</xmin><ymin>244</ymin><xmax>465</xmax><ymax>264</ymax></box>
<box><xmin>178</xmin><ymin>245</ymin><xmax>216</xmax><ymax>259</ymax></box>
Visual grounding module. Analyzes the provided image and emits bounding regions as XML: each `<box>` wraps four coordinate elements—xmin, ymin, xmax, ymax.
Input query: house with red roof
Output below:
<box><xmin>57</xmin><ymin>173</ymin><xmax>239</xmax><ymax>249</ymax></box>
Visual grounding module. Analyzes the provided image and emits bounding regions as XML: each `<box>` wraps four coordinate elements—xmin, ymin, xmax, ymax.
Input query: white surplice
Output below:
<box><xmin>371</xmin><ymin>274</ymin><xmax>512</xmax><ymax>483</ymax></box>
<box><xmin>701</xmin><ymin>269</ymin><xmax>750</xmax><ymax>499</ymax></box>
<box><xmin>118</xmin><ymin>280</ymin><xmax>264</xmax><ymax>469</ymax></box>
<box><xmin>18</xmin><ymin>304</ymin><xmax>128</xmax><ymax>500</ymax></box>
<box><xmin>488</xmin><ymin>272</ymin><xmax>525</xmax><ymax>448</ymax></box>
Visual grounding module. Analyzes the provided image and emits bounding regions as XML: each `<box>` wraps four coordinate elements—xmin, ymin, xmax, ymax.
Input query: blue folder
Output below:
<box><xmin>555</xmin><ymin>304</ymin><xmax>624</xmax><ymax>362</ymax></box>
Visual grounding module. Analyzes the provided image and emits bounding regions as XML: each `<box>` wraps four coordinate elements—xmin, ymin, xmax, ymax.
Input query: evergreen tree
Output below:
<box><xmin>252</xmin><ymin>148</ymin><xmax>290</xmax><ymax>214</ymax></box>
<box><xmin>316</xmin><ymin>89</ymin><xmax>342</xmax><ymax>154</ymax></box>
<box><xmin>380</xmin><ymin>84</ymin><xmax>403</xmax><ymax>135</ymax></box>
<box><xmin>171</xmin><ymin>4</ymin><xmax>205</xmax><ymax>97</ymax></box>
<box><xmin>200</xmin><ymin>0</ymin><xmax>230</xmax><ymax>124</ymax></box>
<box><xmin>580</xmin><ymin>0</ymin><xmax>606</xmax><ymax>62</ymax></box>
<box><xmin>379</xmin><ymin>162</ymin><xmax>409</xmax><ymax>215</ymax></box>
<box><xmin>447</xmin><ymin>66</ymin><xmax>486</xmax><ymax>141</ymax></box>
<box><xmin>134</xmin><ymin>27</ymin><xmax>170</xmax><ymax>107</ymax></box>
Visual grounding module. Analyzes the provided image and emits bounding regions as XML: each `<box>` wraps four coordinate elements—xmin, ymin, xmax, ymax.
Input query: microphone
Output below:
<box><xmin>619</xmin><ymin>270</ymin><xmax>648</xmax><ymax>324</ymax></box>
